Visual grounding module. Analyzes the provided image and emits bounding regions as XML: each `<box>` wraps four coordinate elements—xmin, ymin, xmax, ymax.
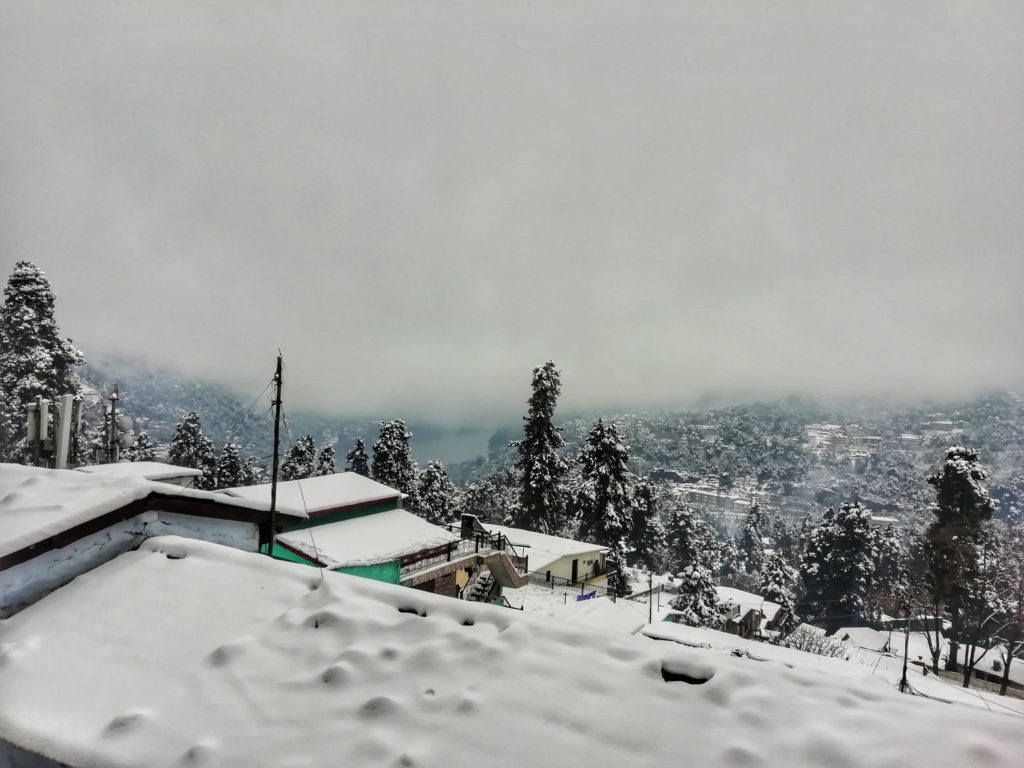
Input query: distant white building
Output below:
<box><xmin>482</xmin><ymin>524</ymin><xmax>608</xmax><ymax>585</ymax></box>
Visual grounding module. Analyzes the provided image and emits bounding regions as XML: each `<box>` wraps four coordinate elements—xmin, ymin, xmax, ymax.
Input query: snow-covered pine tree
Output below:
<box><xmin>510</xmin><ymin>361</ymin><xmax>570</xmax><ymax>534</ymax></box>
<box><xmin>926</xmin><ymin>446</ymin><xmax>995</xmax><ymax>671</ymax></box>
<box><xmin>345</xmin><ymin>437</ymin><xmax>370</xmax><ymax>476</ymax></box>
<box><xmin>416</xmin><ymin>461</ymin><xmax>457</xmax><ymax>525</ymax></box>
<box><xmin>574</xmin><ymin>419</ymin><xmax>635</xmax><ymax>596</ymax></box>
<box><xmin>670</xmin><ymin>564</ymin><xmax>722</xmax><ymax>628</ymax></box>
<box><xmin>717</xmin><ymin>538</ymin><xmax>742</xmax><ymax>584</ymax></box>
<box><xmin>759</xmin><ymin>550</ymin><xmax>798</xmax><ymax>631</ymax></box>
<box><xmin>868</xmin><ymin>523</ymin><xmax>905</xmax><ymax>619</ymax></box>
<box><xmin>627</xmin><ymin>479</ymin><xmax>667</xmax><ymax>570</ymax></box>
<box><xmin>167</xmin><ymin>412</ymin><xmax>216</xmax><ymax>489</ymax></box>
<box><xmin>215</xmin><ymin>443</ymin><xmax>247</xmax><ymax>489</ymax></box>
<box><xmin>665</xmin><ymin>498</ymin><xmax>720</xmax><ymax>575</ymax></box>
<box><xmin>735</xmin><ymin>503</ymin><xmax>769</xmax><ymax>580</ymax></box>
<box><xmin>0</xmin><ymin>261</ymin><xmax>85</xmax><ymax>461</ymax></box>
<box><xmin>316</xmin><ymin>444</ymin><xmax>336</xmax><ymax>476</ymax></box>
<box><xmin>372</xmin><ymin>420</ymin><xmax>418</xmax><ymax>500</ymax></box>
<box><xmin>799</xmin><ymin>503</ymin><xmax>876</xmax><ymax>631</ymax></box>
<box><xmin>124</xmin><ymin>431</ymin><xmax>156</xmax><ymax>462</ymax></box>
<box><xmin>281</xmin><ymin>435</ymin><xmax>317</xmax><ymax>481</ymax></box>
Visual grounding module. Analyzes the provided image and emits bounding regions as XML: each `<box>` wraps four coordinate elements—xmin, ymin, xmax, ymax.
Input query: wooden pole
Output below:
<box><xmin>268</xmin><ymin>354</ymin><xmax>283</xmax><ymax>556</ymax></box>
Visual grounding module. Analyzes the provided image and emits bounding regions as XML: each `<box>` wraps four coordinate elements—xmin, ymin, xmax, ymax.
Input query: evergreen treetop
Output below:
<box><xmin>511</xmin><ymin>361</ymin><xmax>569</xmax><ymax>534</ymax></box>
<box><xmin>345</xmin><ymin>437</ymin><xmax>370</xmax><ymax>476</ymax></box>
<box><xmin>0</xmin><ymin>261</ymin><xmax>85</xmax><ymax>460</ymax></box>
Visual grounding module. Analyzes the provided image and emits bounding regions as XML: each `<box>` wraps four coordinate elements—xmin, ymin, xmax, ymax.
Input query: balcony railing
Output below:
<box><xmin>398</xmin><ymin>525</ymin><xmax>529</xmax><ymax>579</ymax></box>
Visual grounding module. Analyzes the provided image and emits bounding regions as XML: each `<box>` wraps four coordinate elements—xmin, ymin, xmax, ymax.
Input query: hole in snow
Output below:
<box><xmin>397</xmin><ymin>606</ymin><xmax>426</xmax><ymax>618</ymax></box>
<box><xmin>166</xmin><ymin>553</ymin><xmax>185</xmax><ymax>560</ymax></box>
<box><xmin>461</xmin><ymin>618</ymin><xmax>474</xmax><ymax>626</ymax></box>
<box><xmin>660</xmin><ymin>660</ymin><xmax>714</xmax><ymax>685</ymax></box>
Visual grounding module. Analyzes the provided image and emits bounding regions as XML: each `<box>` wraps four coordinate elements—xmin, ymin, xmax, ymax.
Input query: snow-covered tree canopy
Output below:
<box><xmin>800</xmin><ymin>502</ymin><xmax>876</xmax><ymax>630</ymax></box>
<box><xmin>416</xmin><ymin>460</ymin><xmax>457</xmax><ymax>525</ymax></box>
<box><xmin>167</xmin><ymin>411</ymin><xmax>216</xmax><ymax>490</ymax></box>
<box><xmin>0</xmin><ymin>261</ymin><xmax>85</xmax><ymax>460</ymax></box>
<box><xmin>345</xmin><ymin>437</ymin><xmax>370</xmax><ymax>477</ymax></box>
<box><xmin>281</xmin><ymin>435</ymin><xmax>317</xmax><ymax>481</ymax></box>
<box><xmin>511</xmin><ymin>361</ymin><xmax>570</xmax><ymax>534</ymax></box>
<box><xmin>372</xmin><ymin>419</ymin><xmax>418</xmax><ymax>499</ymax></box>
<box><xmin>670</xmin><ymin>564</ymin><xmax>723</xmax><ymax>629</ymax></box>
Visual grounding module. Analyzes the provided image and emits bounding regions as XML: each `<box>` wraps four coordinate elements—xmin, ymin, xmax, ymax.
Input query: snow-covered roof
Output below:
<box><xmin>2</xmin><ymin>536</ymin><xmax>1021</xmax><ymax>768</ymax></box>
<box><xmin>276</xmin><ymin>508</ymin><xmax>458</xmax><ymax>568</ymax></box>
<box><xmin>0</xmin><ymin>463</ymin><xmax>299</xmax><ymax>563</ymax></box>
<box><xmin>76</xmin><ymin>461</ymin><xmax>203</xmax><ymax>481</ymax></box>
<box><xmin>482</xmin><ymin>524</ymin><xmax>608</xmax><ymax>572</ymax></box>
<box><xmin>220</xmin><ymin>471</ymin><xmax>401</xmax><ymax>516</ymax></box>
<box><xmin>833</xmin><ymin>627</ymin><xmax>890</xmax><ymax>652</ymax></box>
<box><xmin>715</xmin><ymin>585</ymin><xmax>785</xmax><ymax>623</ymax></box>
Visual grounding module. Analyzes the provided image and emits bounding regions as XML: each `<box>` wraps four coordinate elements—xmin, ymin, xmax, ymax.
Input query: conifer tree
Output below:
<box><xmin>759</xmin><ymin>550</ymin><xmax>798</xmax><ymax>630</ymax></box>
<box><xmin>0</xmin><ymin>261</ymin><xmax>85</xmax><ymax>460</ymax></box>
<box><xmin>215</xmin><ymin>442</ymin><xmax>247</xmax><ymax>489</ymax></box>
<box><xmin>736</xmin><ymin>503</ymin><xmax>769</xmax><ymax>580</ymax></box>
<box><xmin>574</xmin><ymin>419</ymin><xmax>635</xmax><ymax>595</ymax></box>
<box><xmin>316</xmin><ymin>444</ymin><xmax>336</xmax><ymax>476</ymax></box>
<box><xmin>665</xmin><ymin>499</ymin><xmax>720</xmax><ymax>575</ymax></box>
<box><xmin>627</xmin><ymin>480</ymin><xmax>667</xmax><ymax>570</ymax></box>
<box><xmin>670</xmin><ymin>564</ymin><xmax>722</xmax><ymax>628</ymax></box>
<box><xmin>281</xmin><ymin>435</ymin><xmax>317</xmax><ymax>481</ymax></box>
<box><xmin>511</xmin><ymin>361</ymin><xmax>569</xmax><ymax>534</ymax></box>
<box><xmin>926</xmin><ymin>446</ymin><xmax>995</xmax><ymax>671</ymax></box>
<box><xmin>800</xmin><ymin>503</ymin><xmax>876</xmax><ymax>631</ymax></box>
<box><xmin>416</xmin><ymin>461</ymin><xmax>457</xmax><ymax>525</ymax></box>
<box><xmin>167</xmin><ymin>412</ymin><xmax>216</xmax><ymax>489</ymax></box>
<box><xmin>124</xmin><ymin>431</ymin><xmax>156</xmax><ymax>462</ymax></box>
<box><xmin>345</xmin><ymin>437</ymin><xmax>370</xmax><ymax>476</ymax></box>
<box><xmin>372</xmin><ymin>420</ymin><xmax>418</xmax><ymax>500</ymax></box>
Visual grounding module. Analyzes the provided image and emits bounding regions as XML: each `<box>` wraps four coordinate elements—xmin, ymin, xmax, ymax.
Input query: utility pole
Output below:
<box><xmin>107</xmin><ymin>387</ymin><xmax>119</xmax><ymax>463</ymax></box>
<box><xmin>268</xmin><ymin>354</ymin><xmax>283</xmax><ymax>557</ymax></box>
<box><xmin>649</xmin><ymin>571</ymin><xmax>654</xmax><ymax>623</ymax></box>
<box><xmin>899</xmin><ymin>608</ymin><xmax>911</xmax><ymax>693</ymax></box>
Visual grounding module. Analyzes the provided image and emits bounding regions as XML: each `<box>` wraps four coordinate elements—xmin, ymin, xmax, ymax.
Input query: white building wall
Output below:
<box><xmin>536</xmin><ymin>551</ymin><xmax>606</xmax><ymax>584</ymax></box>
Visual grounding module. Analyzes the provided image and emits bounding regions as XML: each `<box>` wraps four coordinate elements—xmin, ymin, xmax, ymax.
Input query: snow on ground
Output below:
<box><xmin>644</xmin><ymin>621</ymin><xmax>1024</xmax><ymax>717</ymax></box>
<box><xmin>1</xmin><ymin>538</ymin><xmax>1023</xmax><ymax>767</ymax></box>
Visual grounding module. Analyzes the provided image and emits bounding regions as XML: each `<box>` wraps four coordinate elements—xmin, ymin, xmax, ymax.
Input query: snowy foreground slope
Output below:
<box><xmin>1</xmin><ymin>539</ymin><xmax>1022</xmax><ymax>768</ymax></box>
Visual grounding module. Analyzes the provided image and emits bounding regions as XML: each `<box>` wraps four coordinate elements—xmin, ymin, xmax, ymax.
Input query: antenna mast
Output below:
<box><xmin>268</xmin><ymin>354</ymin><xmax>283</xmax><ymax>556</ymax></box>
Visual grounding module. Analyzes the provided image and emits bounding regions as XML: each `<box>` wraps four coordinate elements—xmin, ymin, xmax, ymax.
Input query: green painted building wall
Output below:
<box><xmin>267</xmin><ymin>542</ymin><xmax>402</xmax><ymax>585</ymax></box>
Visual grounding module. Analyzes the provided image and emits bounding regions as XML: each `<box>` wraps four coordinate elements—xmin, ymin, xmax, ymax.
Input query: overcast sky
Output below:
<box><xmin>1</xmin><ymin>1</ymin><xmax>1022</xmax><ymax>422</ymax></box>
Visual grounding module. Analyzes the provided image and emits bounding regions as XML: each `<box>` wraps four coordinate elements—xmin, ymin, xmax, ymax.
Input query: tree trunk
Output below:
<box><xmin>1000</xmin><ymin>637</ymin><xmax>1018</xmax><ymax>697</ymax></box>
<box><xmin>945</xmin><ymin>605</ymin><xmax>960</xmax><ymax>672</ymax></box>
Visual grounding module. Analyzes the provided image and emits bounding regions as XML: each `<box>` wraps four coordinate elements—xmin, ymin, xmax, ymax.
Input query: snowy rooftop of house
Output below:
<box><xmin>276</xmin><ymin>508</ymin><xmax>458</xmax><ymax>568</ymax></box>
<box><xmin>220</xmin><ymin>471</ymin><xmax>402</xmax><ymax>517</ymax></box>
<box><xmin>715</xmin><ymin>585</ymin><xmax>785</xmax><ymax>622</ymax></box>
<box><xmin>76</xmin><ymin>461</ymin><xmax>203</xmax><ymax>481</ymax></box>
<box><xmin>0</xmin><ymin>464</ymin><xmax>297</xmax><ymax>562</ymax></box>
<box><xmin>1</xmin><ymin>536</ymin><xmax>1022</xmax><ymax>768</ymax></box>
<box><xmin>833</xmin><ymin>627</ymin><xmax>891</xmax><ymax>652</ymax></box>
<box><xmin>482</xmin><ymin>524</ymin><xmax>608</xmax><ymax>571</ymax></box>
